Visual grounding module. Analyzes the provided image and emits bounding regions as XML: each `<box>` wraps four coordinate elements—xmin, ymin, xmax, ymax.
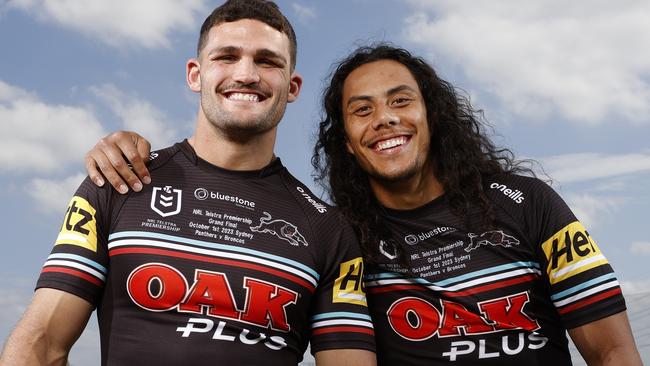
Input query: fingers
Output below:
<box><xmin>85</xmin><ymin>143</ymin><xmax>129</xmax><ymax>194</ymax></box>
<box><xmin>131</xmin><ymin>135</ymin><xmax>152</xmax><ymax>185</ymax></box>
<box><xmin>85</xmin><ymin>131</ymin><xmax>152</xmax><ymax>194</ymax></box>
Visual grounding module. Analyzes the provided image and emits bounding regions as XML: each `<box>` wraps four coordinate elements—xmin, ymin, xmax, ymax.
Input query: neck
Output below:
<box><xmin>190</xmin><ymin>115</ymin><xmax>277</xmax><ymax>171</ymax></box>
<box><xmin>370</xmin><ymin>166</ymin><xmax>444</xmax><ymax>210</ymax></box>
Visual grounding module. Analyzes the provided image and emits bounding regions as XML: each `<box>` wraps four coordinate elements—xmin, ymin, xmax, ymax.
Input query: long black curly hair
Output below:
<box><xmin>312</xmin><ymin>44</ymin><xmax>535</xmax><ymax>267</ymax></box>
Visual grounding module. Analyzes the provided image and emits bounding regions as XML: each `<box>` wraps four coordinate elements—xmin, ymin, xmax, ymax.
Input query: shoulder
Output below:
<box><xmin>146</xmin><ymin>143</ymin><xmax>185</xmax><ymax>172</ymax></box>
<box><xmin>277</xmin><ymin>169</ymin><xmax>332</xmax><ymax>216</ymax></box>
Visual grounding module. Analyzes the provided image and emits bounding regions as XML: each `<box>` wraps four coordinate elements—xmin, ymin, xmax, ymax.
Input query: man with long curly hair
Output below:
<box><xmin>83</xmin><ymin>44</ymin><xmax>641</xmax><ymax>365</ymax></box>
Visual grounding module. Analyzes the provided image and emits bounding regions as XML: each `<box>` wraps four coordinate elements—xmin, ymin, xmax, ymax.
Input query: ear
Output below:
<box><xmin>286</xmin><ymin>72</ymin><xmax>303</xmax><ymax>103</ymax></box>
<box><xmin>186</xmin><ymin>58</ymin><xmax>201</xmax><ymax>93</ymax></box>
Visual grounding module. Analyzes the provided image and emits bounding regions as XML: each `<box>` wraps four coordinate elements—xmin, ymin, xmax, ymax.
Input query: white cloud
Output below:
<box><xmin>620</xmin><ymin>279</ymin><xmax>650</xmax><ymax>295</ymax></box>
<box><xmin>90</xmin><ymin>84</ymin><xmax>180</xmax><ymax>149</ymax></box>
<box><xmin>541</xmin><ymin>152</ymin><xmax>650</xmax><ymax>184</ymax></box>
<box><xmin>0</xmin><ymin>80</ymin><xmax>105</xmax><ymax>174</ymax></box>
<box><xmin>292</xmin><ymin>3</ymin><xmax>317</xmax><ymax>24</ymax></box>
<box><xmin>564</xmin><ymin>193</ymin><xmax>625</xmax><ymax>229</ymax></box>
<box><xmin>630</xmin><ymin>241</ymin><xmax>650</xmax><ymax>255</ymax></box>
<box><xmin>404</xmin><ymin>0</ymin><xmax>650</xmax><ymax>125</ymax></box>
<box><xmin>26</xmin><ymin>173</ymin><xmax>86</xmax><ymax>214</ymax></box>
<box><xmin>7</xmin><ymin>0</ymin><xmax>209</xmax><ymax>49</ymax></box>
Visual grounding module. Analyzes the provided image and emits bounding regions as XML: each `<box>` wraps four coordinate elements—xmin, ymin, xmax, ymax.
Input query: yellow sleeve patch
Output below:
<box><xmin>333</xmin><ymin>257</ymin><xmax>367</xmax><ymax>306</ymax></box>
<box><xmin>55</xmin><ymin>196</ymin><xmax>98</xmax><ymax>252</ymax></box>
<box><xmin>541</xmin><ymin>221</ymin><xmax>608</xmax><ymax>285</ymax></box>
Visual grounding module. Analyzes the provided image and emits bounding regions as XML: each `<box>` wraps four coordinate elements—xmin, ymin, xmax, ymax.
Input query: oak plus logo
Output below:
<box><xmin>151</xmin><ymin>185</ymin><xmax>182</xmax><ymax>217</ymax></box>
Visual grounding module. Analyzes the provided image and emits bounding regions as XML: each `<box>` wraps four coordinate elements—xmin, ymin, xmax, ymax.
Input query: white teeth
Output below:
<box><xmin>228</xmin><ymin>93</ymin><xmax>259</xmax><ymax>102</ymax></box>
<box><xmin>377</xmin><ymin>136</ymin><xmax>407</xmax><ymax>151</ymax></box>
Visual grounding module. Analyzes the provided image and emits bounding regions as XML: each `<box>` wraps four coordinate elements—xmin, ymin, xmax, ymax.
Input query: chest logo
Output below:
<box><xmin>464</xmin><ymin>230</ymin><xmax>519</xmax><ymax>252</ymax></box>
<box><xmin>151</xmin><ymin>185</ymin><xmax>182</xmax><ymax>217</ymax></box>
<box><xmin>250</xmin><ymin>212</ymin><xmax>308</xmax><ymax>246</ymax></box>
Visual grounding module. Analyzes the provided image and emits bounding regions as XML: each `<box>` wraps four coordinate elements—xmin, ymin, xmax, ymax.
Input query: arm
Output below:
<box><xmin>85</xmin><ymin>131</ymin><xmax>152</xmax><ymax>193</ymax></box>
<box><xmin>315</xmin><ymin>349</ymin><xmax>376</xmax><ymax>366</ymax></box>
<box><xmin>568</xmin><ymin>311</ymin><xmax>642</xmax><ymax>366</ymax></box>
<box><xmin>0</xmin><ymin>288</ymin><xmax>93</xmax><ymax>366</ymax></box>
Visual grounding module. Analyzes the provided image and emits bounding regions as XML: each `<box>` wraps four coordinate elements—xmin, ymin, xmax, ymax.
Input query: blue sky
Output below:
<box><xmin>1</xmin><ymin>0</ymin><xmax>649</xmax><ymax>364</ymax></box>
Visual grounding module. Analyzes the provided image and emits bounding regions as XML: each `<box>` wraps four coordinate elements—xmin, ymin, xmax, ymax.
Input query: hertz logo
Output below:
<box><xmin>541</xmin><ymin>221</ymin><xmax>608</xmax><ymax>284</ymax></box>
<box><xmin>333</xmin><ymin>258</ymin><xmax>367</xmax><ymax>306</ymax></box>
<box><xmin>55</xmin><ymin>196</ymin><xmax>98</xmax><ymax>252</ymax></box>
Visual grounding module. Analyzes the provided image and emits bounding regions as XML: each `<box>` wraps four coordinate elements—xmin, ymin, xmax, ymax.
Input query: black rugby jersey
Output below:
<box><xmin>366</xmin><ymin>174</ymin><xmax>625</xmax><ymax>365</ymax></box>
<box><xmin>37</xmin><ymin>140</ymin><xmax>375</xmax><ymax>366</ymax></box>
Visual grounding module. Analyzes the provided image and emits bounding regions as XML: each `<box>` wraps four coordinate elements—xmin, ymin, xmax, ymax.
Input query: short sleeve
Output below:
<box><xmin>527</xmin><ymin>179</ymin><xmax>626</xmax><ymax>329</ymax></box>
<box><xmin>36</xmin><ymin>177</ymin><xmax>112</xmax><ymax>306</ymax></box>
<box><xmin>308</xmin><ymin>212</ymin><xmax>376</xmax><ymax>354</ymax></box>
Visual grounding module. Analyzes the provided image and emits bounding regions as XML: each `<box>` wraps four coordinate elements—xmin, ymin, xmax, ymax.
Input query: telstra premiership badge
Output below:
<box><xmin>151</xmin><ymin>185</ymin><xmax>182</xmax><ymax>217</ymax></box>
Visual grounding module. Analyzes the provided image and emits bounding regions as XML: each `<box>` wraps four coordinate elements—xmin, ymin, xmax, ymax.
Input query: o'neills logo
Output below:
<box><xmin>490</xmin><ymin>182</ymin><xmax>525</xmax><ymax>204</ymax></box>
<box><xmin>296</xmin><ymin>186</ymin><xmax>327</xmax><ymax>213</ymax></box>
<box><xmin>194</xmin><ymin>188</ymin><xmax>256</xmax><ymax>209</ymax></box>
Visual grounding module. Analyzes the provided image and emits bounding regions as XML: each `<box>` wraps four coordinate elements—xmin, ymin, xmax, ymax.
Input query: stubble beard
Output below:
<box><xmin>201</xmin><ymin>93</ymin><xmax>287</xmax><ymax>143</ymax></box>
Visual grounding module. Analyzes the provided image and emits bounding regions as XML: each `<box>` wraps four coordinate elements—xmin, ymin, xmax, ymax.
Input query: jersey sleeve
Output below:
<box><xmin>526</xmin><ymin>178</ymin><xmax>626</xmax><ymax>329</ymax></box>
<box><xmin>307</xmin><ymin>211</ymin><xmax>376</xmax><ymax>355</ymax></box>
<box><xmin>35</xmin><ymin>177</ymin><xmax>112</xmax><ymax>306</ymax></box>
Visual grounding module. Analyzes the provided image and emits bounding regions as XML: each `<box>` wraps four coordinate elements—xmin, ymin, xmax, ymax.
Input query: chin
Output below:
<box><xmin>369</xmin><ymin>166</ymin><xmax>419</xmax><ymax>184</ymax></box>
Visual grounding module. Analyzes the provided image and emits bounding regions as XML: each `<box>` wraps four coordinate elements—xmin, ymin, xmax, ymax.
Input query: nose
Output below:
<box><xmin>372</xmin><ymin>104</ymin><xmax>399</xmax><ymax>130</ymax></box>
<box><xmin>232</xmin><ymin>58</ymin><xmax>260</xmax><ymax>85</ymax></box>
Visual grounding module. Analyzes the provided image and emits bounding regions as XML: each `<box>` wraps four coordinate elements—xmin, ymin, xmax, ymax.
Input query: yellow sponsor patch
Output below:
<box><xmin>55</xmin><ymin>196</ymin><xmax>98</xmax><ymax>252</ymax></box>
<box><xmin>333</xmin><ymin>257</ymin><xmax>367</xmax><ymax>306</ymax></box>
<box><xmin>541</xmin><ymin>221</ymin><xmax>608</xmax><ymax>285</ymax></box>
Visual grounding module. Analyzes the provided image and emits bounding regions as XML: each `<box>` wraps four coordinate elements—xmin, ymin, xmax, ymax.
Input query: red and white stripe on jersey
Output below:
<box><xmin>108</xmin><ymin>231</ymin><xmax>319</xmax><ymax>292</ymax></box>
<box><xmin>310</xmin><ymin>312</ymin><xmax>374</xmax><ymax>336</ymax></box>
<box><xmin>365</xmin><ymin>261</ymin><xmax>541</xmax><ymax>298</ymax></box>
<box><xmin>41</xmin><ymin>253</ymin><xmax>107</xmax><ymax>287</ymax></box>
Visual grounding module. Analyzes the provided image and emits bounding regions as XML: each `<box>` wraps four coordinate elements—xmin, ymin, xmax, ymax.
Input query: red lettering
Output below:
<box><xmin>178</xmin><ymin>270</ymin><xmax>239</xmax><ymax>318</ymax></box>
<box><xmin>478</xmin><ymin>292</ymin><xmax>539</xmax><ymax>331</ymax></box>
<box><xmin>387</xmin><ymin>297</ymin><xmax>440</xmax><ymax>341</ymax></box>
<box><xmin>127</xmin><ymin>263</ymin><xmax>187</xmax><ymax>311</ymax></box>
<box><xmin>439</xmin><ymin>300</ymin><xmax>494</xmax><ymax>336</ymax></box>
<box><xmin>240</xmin><ymin>278</ymin><xmax>298</xmax><ymax>331</ymax></box>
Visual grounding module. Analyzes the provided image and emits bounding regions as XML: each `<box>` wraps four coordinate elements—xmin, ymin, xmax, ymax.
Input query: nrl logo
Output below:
<box><xmin>150</xmin><ymin>185</ymin><xmax>182</xmax><ymax>217</ymax></box>
<box><xmin>250</xmin><ymin>212</ymin><xmax>308</xmax><ymax>246</ymax></box>
<box><xmin>379</xmin><ymin>240</ymin><xmax>397</xmax><ymax>260</ymax></box>
<box><xmin>464</xmin><ymin>230</ymin><xmax>520</xmax><ymax>252</ymax></box>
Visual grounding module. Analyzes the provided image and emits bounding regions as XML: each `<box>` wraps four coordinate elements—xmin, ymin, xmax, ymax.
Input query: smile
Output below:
<box><xmin>373</xmin><ymin>136</ymin><xmax>409</xmax><ymax>152</ymax></box>
<box><xmin>226</xmin><ymin>92</ymin><xmax>261</xmax><ymax>102</ymax></box>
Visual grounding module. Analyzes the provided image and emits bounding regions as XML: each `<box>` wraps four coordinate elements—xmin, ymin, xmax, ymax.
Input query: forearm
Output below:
<box><xmin>581</xmin><ymin>344</ymin><xmax>642</xmax><ymax>366</ymax></box>
<box><xmin>1</xmin><ymin>289</ymin><xmax>93</xmax><ymax>366</ymax></box>
<box><xmin>569</xmin><ymin>311</ymin><xmax>642</xmax><ymax>366</ymax></box>
<box><xmin>1</xmin><ymin>321</ymin><xmax>68</xmax><ymax>366</ymax></box>
<box><xmin>315</xmin><ymin>349</ymin><xmax>376</xmax><ymax>366</ymax></box>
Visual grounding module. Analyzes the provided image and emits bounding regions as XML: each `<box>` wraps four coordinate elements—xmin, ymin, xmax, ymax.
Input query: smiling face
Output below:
<box><xmin>187</xmin><ymin>19</ymin><xmax>302</xmax><ymax>140</ymax></box>
<box><xmin>342</xmin><ymin>59</ymin><xmax>432</xmax><ymax>185</ymax></box>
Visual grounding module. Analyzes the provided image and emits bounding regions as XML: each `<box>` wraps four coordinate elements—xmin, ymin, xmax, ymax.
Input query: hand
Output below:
<box><xmin>85</xmin><ymin>131</ymin><xmax>152</xmax><ymax>194</ymax></box>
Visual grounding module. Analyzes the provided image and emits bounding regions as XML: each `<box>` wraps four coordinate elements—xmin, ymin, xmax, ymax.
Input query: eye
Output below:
<box><xmin>214</xmin><ymin>55</ymin><xmax>238</xmax><ymax>63</ymax></box>
<box><xmin>353</xmin><ymin>105</ymin><xmax>372</xmax><ymax>116</ymax></box>
<box><xmin>258</xmin><ymin>58</ymin><xmax>280</xmax><ymax>68</ymax></box>
<box><xmin>391</xmin><ymin>97</ymin><xmax>412</xmax><ymax>106</ymax></box>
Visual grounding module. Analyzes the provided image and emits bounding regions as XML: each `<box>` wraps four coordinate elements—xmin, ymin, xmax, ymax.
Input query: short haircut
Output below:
<box><xmin>197</xmin><ymin>0</ymin><xmax>297</xmax><ymax>70</ymax></box>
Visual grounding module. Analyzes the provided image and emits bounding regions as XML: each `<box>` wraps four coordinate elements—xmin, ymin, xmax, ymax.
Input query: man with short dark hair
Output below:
<box><xmin>85</xmin><ymin>43</ymin><xmax>642</xmax><ymax>365</ymax></box>
<box><xmin>0</xmin><ymin>1</ymin><xmax>376</xmax><ymax>365</ymax></box>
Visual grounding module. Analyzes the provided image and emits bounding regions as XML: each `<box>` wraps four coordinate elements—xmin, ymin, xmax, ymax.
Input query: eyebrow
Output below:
<box><xmin>346</xmin><ymin>84</ymin><xmax>417</xmax><ymax>107</ymax></box>
<box><xmin>207</xmin><ymin>46</ymin><xmax>287</xmax><ymax>65</ymax></box>
<box><xmin>255</xmin><ymin>48</ymin><xmax>287</xmax><ymax>65</ymax></box>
